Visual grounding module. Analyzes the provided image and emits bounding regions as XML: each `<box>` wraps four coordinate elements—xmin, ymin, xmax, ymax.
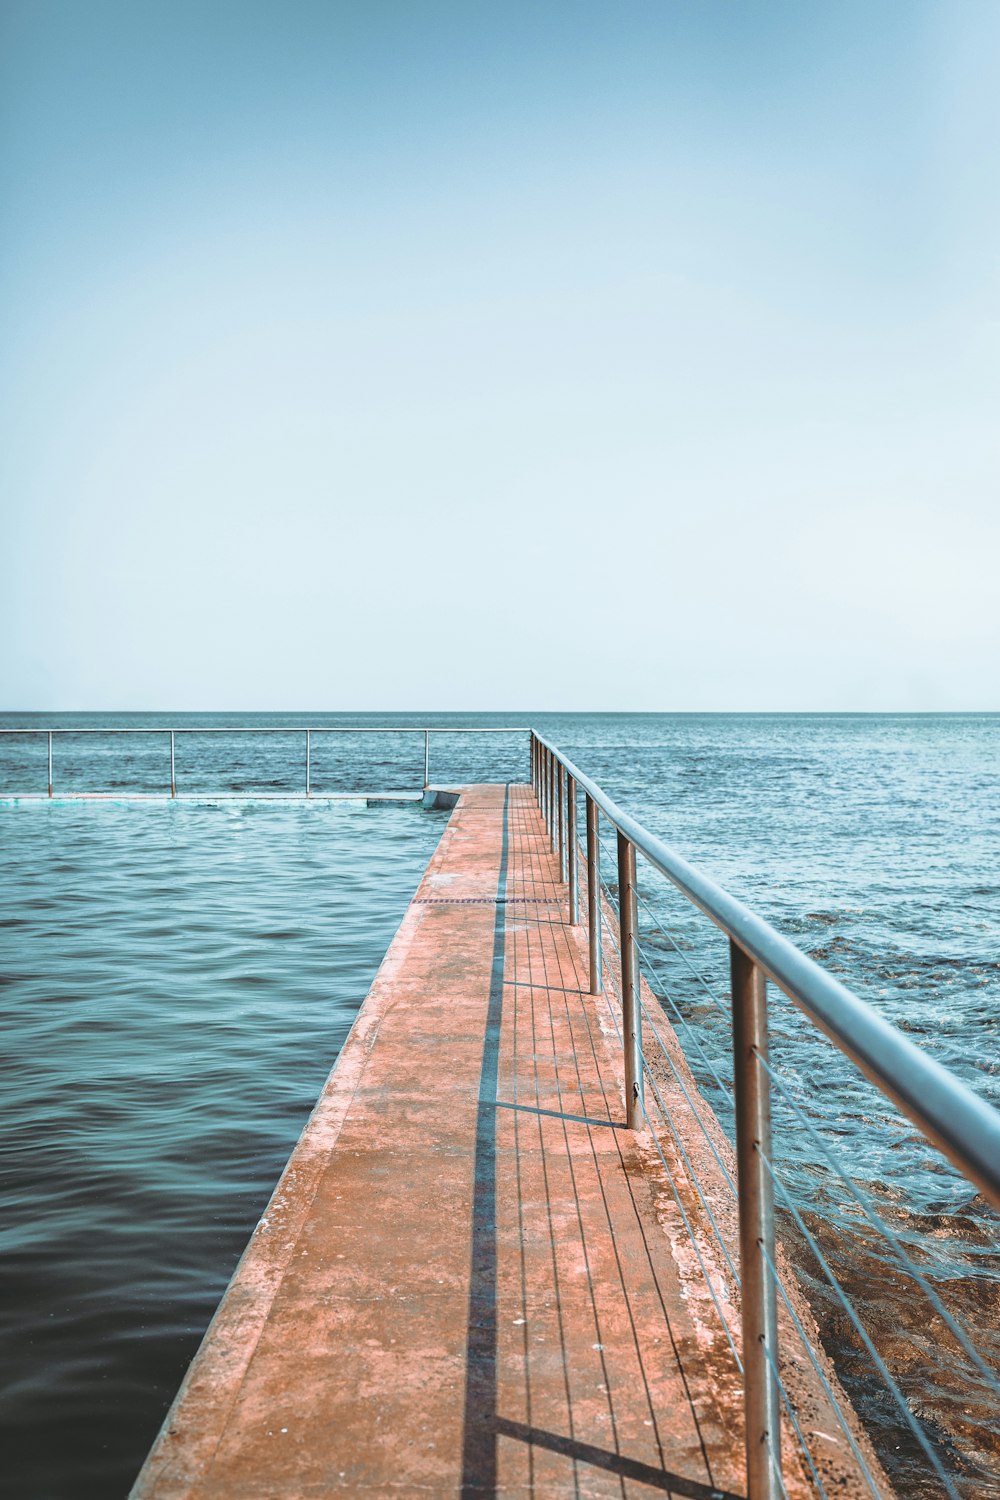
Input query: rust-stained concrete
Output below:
<box><xmin>132</xmin><ymin>785</ymin><xmax>888</xmax><ymax>1499</ymax></box>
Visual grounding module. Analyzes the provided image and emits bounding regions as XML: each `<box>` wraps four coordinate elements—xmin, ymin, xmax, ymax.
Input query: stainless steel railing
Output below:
<box><xmin>0</xmin><ymin>726</ymin><xmax>530</xmax><ymax>798</ymax></box>
<box><xmin>530</xmin><ymin>731</ymin><xmax>1000</xmax><ymax>1500</ymax></box>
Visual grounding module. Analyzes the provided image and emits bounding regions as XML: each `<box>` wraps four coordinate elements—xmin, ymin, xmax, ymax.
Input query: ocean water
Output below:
<box><xmin>0</xmin><ymin>776</ymin><xmax>449</xmax><ymax>1498</ymax></box>
<box><xmin>1</xmin><ymin>712</ymin><xmax>998</xmax><ymax>1497</ymax></box>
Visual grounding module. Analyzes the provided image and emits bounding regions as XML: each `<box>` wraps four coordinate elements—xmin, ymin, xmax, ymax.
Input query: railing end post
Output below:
<box><xmin>617</xmin><ymin>830</ymin><xmax>643</xmax><ymax>1130</ymax></box>
<box><xmin>567</xmin><ymin>773</ymin><xmax>579</xmax><ymax>925</ymax></box>
<box><xmin>586</xmin><ymin>794</ymin><xmax>603</xmax><ymax>996</ymax></box>
<box><xmin>730</xmin><ymin>941</ymin><xmax>781</xmax><ymax>1500</ymax></box>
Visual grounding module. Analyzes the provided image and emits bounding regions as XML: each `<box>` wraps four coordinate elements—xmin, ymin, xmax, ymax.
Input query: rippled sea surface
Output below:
<box><xmin>2</xmin><ymin>713</ymin><xmax>998</xmax><ymax>1497</ymax></box>
<box><xmin>0</xmin><ymin>763</ymin><xmax>449</xmax><ymax>1498</ymax></box>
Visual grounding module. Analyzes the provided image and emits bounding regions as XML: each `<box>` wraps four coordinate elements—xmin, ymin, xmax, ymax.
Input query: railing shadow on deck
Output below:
<box><xmin>494</xmin><ymin>1420</ymin><xmax>745</xmax><ymax>1500</ymax></box>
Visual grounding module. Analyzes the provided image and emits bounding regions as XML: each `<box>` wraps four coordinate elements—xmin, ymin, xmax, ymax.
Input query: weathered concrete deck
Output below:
<box><xmin>133</xmin><ymin>785</ymin><xmax>873</xmax><ymax>1499</ymax></box>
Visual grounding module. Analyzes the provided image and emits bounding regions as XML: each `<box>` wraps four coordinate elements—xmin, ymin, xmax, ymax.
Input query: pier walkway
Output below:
<box><xmin>134</xmin><ymin>786</ymin><xmax>813</xmax><ymax>1499</ymax></box>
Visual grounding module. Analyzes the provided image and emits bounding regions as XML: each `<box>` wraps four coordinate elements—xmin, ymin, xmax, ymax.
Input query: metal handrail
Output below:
<box><xmin>0</xmin><ymin>725</ymin><xmax>530</xmax><ymax>799</ymax></box>
<box><xmin>0</xmin><ymin>726</ymin><xmax>529</xmax><ymax>734</ymax></box>
<box><xmin>533</xmin><ymin>733</ymin><xmax>1000</xmax><ymax>1210</ymax></box>
<box><xmin>531</xmin><ymin>731</ymin><xmax>1000</xmax><ymax>1500</ymax></box>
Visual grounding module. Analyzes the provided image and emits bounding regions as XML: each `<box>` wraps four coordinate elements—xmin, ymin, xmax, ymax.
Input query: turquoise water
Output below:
<box><xmin>1</xmin><ymin>790</ymin><xmax>448</xmax><ymax>1497</ymax></box>
<box><xmin>1</xmin><ymin>713</ymin><xmax>998</xmax><ymax>1496</ymax></box>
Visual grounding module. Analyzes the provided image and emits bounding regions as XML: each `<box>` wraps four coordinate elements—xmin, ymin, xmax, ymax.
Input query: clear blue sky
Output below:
<box><xmin>2</xmin><ymin>1</ymin><xmax>997</xmax><ymax>710</ymax></box>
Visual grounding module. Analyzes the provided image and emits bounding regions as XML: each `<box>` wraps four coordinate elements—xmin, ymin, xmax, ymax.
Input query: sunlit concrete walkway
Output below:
<box><xmin>133</xmin><ymin>785</ymin><xmax>813</xmax><ymax>1498</ymax></box>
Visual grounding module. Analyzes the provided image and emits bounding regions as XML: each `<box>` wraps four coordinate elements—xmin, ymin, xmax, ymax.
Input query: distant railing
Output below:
<box><xmin>531</xmin><ymin>732</ymin><xmax>1000</xmax><ymax>1500</ymax></box>
<box><xmin>0</xmin><ymin>726</ymin><xmax>531</xmax><ymax>799</ymax></box>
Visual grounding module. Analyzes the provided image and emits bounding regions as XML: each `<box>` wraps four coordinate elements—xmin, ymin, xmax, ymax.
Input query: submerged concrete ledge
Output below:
<box><xmin>132</xmin><ymin>784</ymin><xmax>888</xmax><ymax>1499</ymax></box>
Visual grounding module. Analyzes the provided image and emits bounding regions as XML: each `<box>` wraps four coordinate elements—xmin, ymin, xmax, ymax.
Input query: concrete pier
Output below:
<box><xmin>133</xmin><ymin>785</ymin><xmax>885</xmax><ymax>1498</ymax></box>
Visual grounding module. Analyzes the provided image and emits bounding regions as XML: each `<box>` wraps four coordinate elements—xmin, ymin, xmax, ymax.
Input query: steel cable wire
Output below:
<box><xmin>598</xmin><ymin>831</ymin><xmax>730</xmax><ymax>1018</ymax></box>
<box><xmin>596</xmin><ymin>915</ymin><xmax>624</xmax><ymax>1033</ymax></box>
<box><xmin>631</xmin><ymin>932</ymin><xmax>736</xmax><ymax>1107</ymax></box>
<box><xmin>597</xmin><ymin>873</ymin><xmax>744</xmax><ymax>1280</ymax></box>
<box><xmin>752</xmin><ymin>1045</ymin><xmax>1000</xmax><ymax>1395</ymax></box>
<box><xmin>634</xmin><ymin>856</ymin><xmax>1000</xmax><ymax>1391</ymax></box>
<box><xmin>634</xmin><ymin>888</ymin><xmax>731</xmax><ymax>1017</ymax></box>
<box><xmin>756</xmin><ymin>1148</ymin><xmax>962</xmax><ymax>1499</ymax></box>
<box><xmin>590</xmin><ymin>837</ymin><xmax>971</xmax><ymax>1495</ymax></box>
<box><xmin>757</xmin><ymin>1239</ymin><xmax>883</xmax><ymax>1497</ymax></box>
<box><xmin>634</xmin><ymin>987</ymin><xmax>739</xmax><ymax>1199</ymax></box>
<box><xmin>601</xmin><ymin>970</ymin><xmax>624</xmax><ymax>1035</ymax></box>
<box><xmin>611</xmin><ymin>858</ymin><xmax>998</xmax><ymax>1400</ymax></box>
<box><xmin>599</xmin><ymin>920</ymin><xmax>623</xmax><ymax>1008</ymax></box>
<box><xmin>592</xmin><ymin>879</ymin><xmax>746</xmax><ymax>1370</ymax></box>
<box><xmin>634</xmin><ymin>981</ymin><xmax>831</xmax><ymax>1497</ymax></box>
<box><xmin>637</xmin><ymin>1048</ymin><xmax>742</xmax><ymax>1286</ymax></box>
<box><xmin>631</xmin><ymin>922</ymin><xmax>999</xmax><ymax>1443</ymax></box>
<box><xmin>596</xmin><ymin>836</ymin><xmax>735</xmax><ymax>1102</ymax></box>
<box><xmin>595</xmin><ymin>850</ymin><xmax>964</xmax><ymax>1496</ymax></box>
<box><xmin>758</xmin><ymin>1328</ymin><xmax>828</xmax><ymax>1500</ymax></box>
<box><xmin>629</xmin><ymin>912</ymin><xmax>878</xmax><ymax>1495</ymax></box>
<box><xmin>637</xmin><ymin>1091</ymin><xmax>745</xmax><ymax>1376</ymax></box>
<box><xmin>555</xmin><ymin>756</ymin><xmax>999</xmax><ymax>1500</ymax></box>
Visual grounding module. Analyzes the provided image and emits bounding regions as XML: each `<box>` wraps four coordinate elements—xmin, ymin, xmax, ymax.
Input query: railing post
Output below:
<box><xmin>730</xmin><ymin>941</ymin><xmax>781</xmax><ymax>1500</ymax></box>
<box><xmin>557</xmin><ymin>761</ymin><xmax>566</xmax><ymax>880</ymax></box>
<box><xmin>586</xmin><ymin>794</ymin><xmax>602</xmax><ymax>995</ymax></box>
<box><xmin>306</xmin><ymin>729</ymin><xmax>311</xmax><ymax>797</ymax></box>
<box><xmin>48</xmin><ymin>730</ymin><xmax>53</xmax><ymax>798</ymax></box>
<box><xmin>616</xmin><ymin>831</ymin><xmax>642</xmax><ymax>1129</ymax></box>
<box><xmin>540</xmin><ymin>745</ymin><xmax>546</xmax><ymax>821</ymax></box>
<box><xmin>423</xmin><ymin>729</ymin><xmax>430</xmax><ymax>790</ymax></box>
<box><xmin>549</xmin><ymin>755</ymin><xmax>558</xmax><ymax>853</ymax></box>
<box><xmin>170</xmin><ymin>730</ymin><xmax>176</xmax><ymax>798</ymax></box>
<box><xmin>566</xmin><ymin>774</ymin><xmax>579</xmax><ymax>923</ymax></box>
